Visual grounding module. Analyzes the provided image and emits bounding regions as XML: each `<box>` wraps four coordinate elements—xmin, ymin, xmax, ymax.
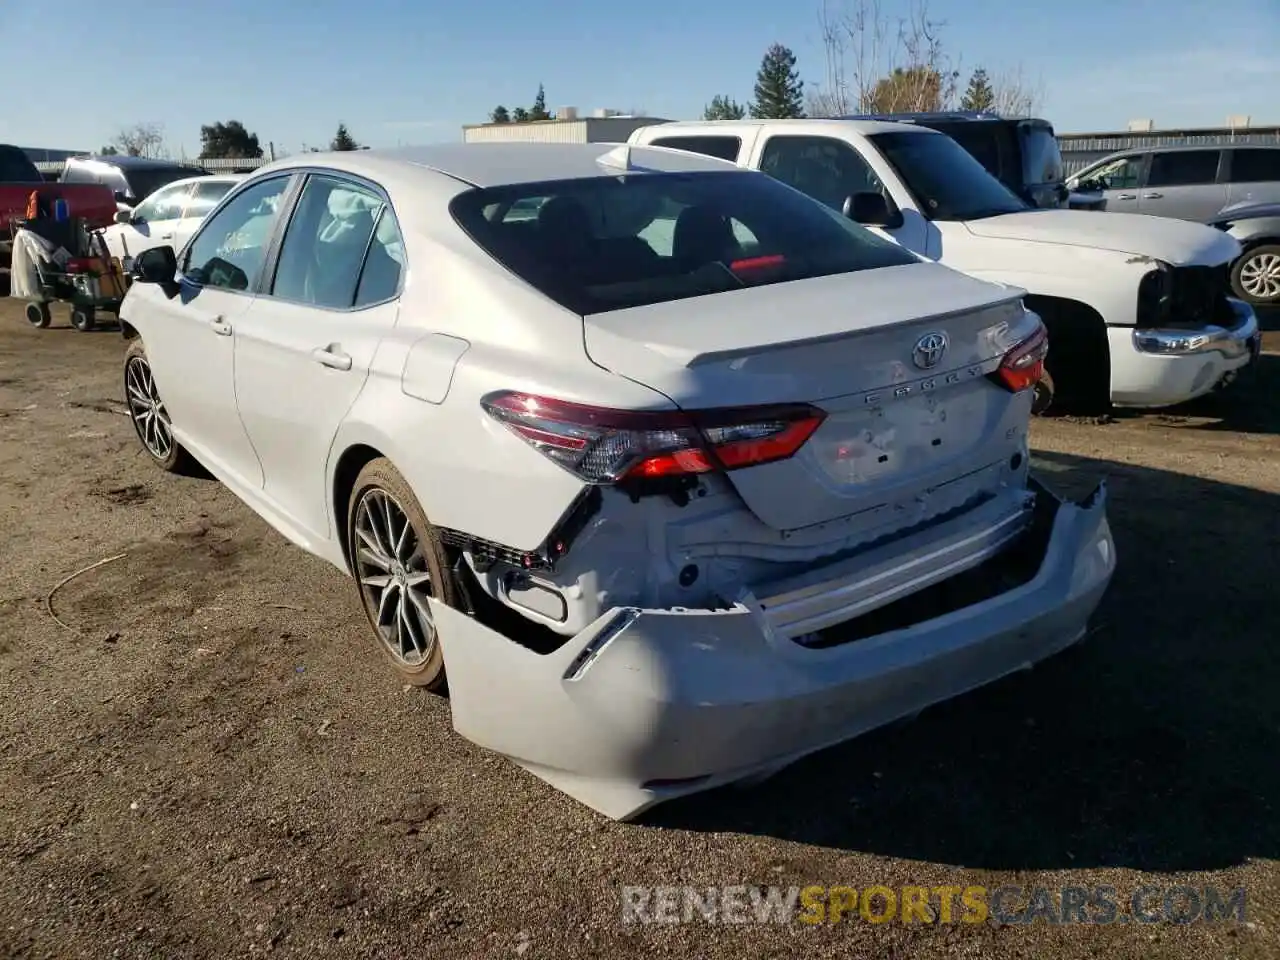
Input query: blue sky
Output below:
<box><xmin>4</xmin><ymin>0</ymin><xmax>1277</xmax><ymax>156</ymax></box>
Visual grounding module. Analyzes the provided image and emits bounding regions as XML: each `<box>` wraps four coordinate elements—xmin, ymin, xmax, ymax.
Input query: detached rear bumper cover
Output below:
<box><xmin>429</xmin><ymin>480</ymin><xmax>1115</xmax><ymax>821</ymax></box>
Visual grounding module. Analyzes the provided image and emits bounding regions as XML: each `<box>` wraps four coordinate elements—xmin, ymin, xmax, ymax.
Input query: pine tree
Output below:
<box><xmin>703</xmin><ymin>95</ymin><xmax>746</xmax><ymax>120</ymax></box>
<box><xmin>490</xmin><ymin>105</ymin><xmax>511</xmax><ymax>123</ymax></box>
<box><xmin>530</xmin><ymin>84</ymin><xmax>552</xmax><ymax>121</ymax></box>
<box><xmin>331</xmin><ymin>123</ymin><xmax>359</xmax><ymax>151</ymax></box>
<box><xmin>960</xmin><ymin>68</ymin><xmax>995</xmax><ymax>113</ymax></box>
<box><xmin>750</xmin><ymin>44</ymin><xmax>805</xmax><ymax>119</ymax></box>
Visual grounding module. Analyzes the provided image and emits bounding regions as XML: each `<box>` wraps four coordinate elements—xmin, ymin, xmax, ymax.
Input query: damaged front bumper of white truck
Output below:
<box><xmin>428</xmin><ymin>477</ymin><xmax>1115</xmax><ymax>821</ymax></box>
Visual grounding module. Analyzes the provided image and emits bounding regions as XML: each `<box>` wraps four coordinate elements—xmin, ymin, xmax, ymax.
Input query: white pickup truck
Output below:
<box><xmin>628</xmin><ymin>119</ymin><xmax>1262</xmax><ymax>412</ymax></box>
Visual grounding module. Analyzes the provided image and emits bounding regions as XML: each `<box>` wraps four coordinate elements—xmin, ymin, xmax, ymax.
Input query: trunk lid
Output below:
<box><xmin>582</xmin><ymin>261</ymin><xmax>1031</xmax><ymax>531</ymax></box>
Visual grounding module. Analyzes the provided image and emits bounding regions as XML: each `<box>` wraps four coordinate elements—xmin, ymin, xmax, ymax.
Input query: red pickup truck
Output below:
<box><xmin>1</xmin><ymin>144</ymin><xmax>117</xmax><ymax>285</ymax></box>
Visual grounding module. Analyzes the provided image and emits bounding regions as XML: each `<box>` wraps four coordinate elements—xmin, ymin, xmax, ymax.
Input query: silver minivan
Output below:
<box><xmin>1068</xmin><ymin>144</ymin><xmax>1280</xmax><ymax>222</ymax></box>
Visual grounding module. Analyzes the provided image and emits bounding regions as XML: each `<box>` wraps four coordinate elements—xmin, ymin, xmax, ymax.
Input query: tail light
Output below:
<box><xmin>481</xmin><ymin>392</ymin><xmax>826</xmax><ymax>484</ymax></box>
<box><xmin>993</xmin><ymin>322</ymin><xmax>1049</xmax><ymax>393</ymax></box>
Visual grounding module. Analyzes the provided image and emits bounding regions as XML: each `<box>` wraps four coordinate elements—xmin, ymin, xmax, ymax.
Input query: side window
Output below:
<box><xmin>758</xmin><ymin>136</ymin><xmax>883</xmax><ymax>211</ymax></box>
<box><xmin>132</xmin><ymin>183</ymin><xmax>191</xmax><ymax>224</ymax></box>
<box><xmin>1228</xmin><ymin>149</ymin><xmax>1280</xmax><ymax>184</ymax></box>
<box><xmin>1147</xmin><ymin>150</ymin><xmax>1220</xmax><ymax>188</ymax></box>
<box><xmin>354</xmin><ymin>209</ymin><xmax>405</xmax><ymax>307</ymax></box>
<box><xmin>270</xmin><ymin>175</ymin><xmax>389</xmax><ymax>309</ymax></box>
<box><xmin>650</xmin><ymin>136</ymin><xmax>742</xmax><ymax>163</ymax></box>
<box><xmin>1087</xmin><ymin>155</ymin><xmax>1142</xmax><ymax>190</ymax></box>
<box><xmin>182</xmin><ymin>180</ymin><xmax>234</xmax><ymax>219</ymax></box>
<box><xmin>183</xmin><ymin>176</ymin><xmax>290</xmax><ymax>291</ymax></box>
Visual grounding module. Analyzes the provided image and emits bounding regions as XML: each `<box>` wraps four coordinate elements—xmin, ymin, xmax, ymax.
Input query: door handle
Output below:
<box><xmin>311</xmin><ymin>345</ymin><xmax>352</xmax><ymax>371</ymax></box>
<box><xmin>1116</xmin><ymin>193</ymin><xmax>1137</xmax><ymax>200</ymax></box>
<box><xmin>1142</xmin><ymin>192</ymin><xmax>1163</xmax><ymax>199</ymax></box>
<box><xmin>209</xmin><ymin>317</ymin><xmax>232</xmax><ymax>336</ymax></box>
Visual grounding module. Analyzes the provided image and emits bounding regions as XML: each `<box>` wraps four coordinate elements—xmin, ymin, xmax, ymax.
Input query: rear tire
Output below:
<box><xmin>71</xmin><ymin>307</ymin><xmax>96</xmax><ymax>332</ymax></box>
<box><xmin>347</xmin><ymin>458</ymin><xmax>459</xmax><ymax>692</ymax></box>
<box><xmin>25</xmin><ymin>302</ymin><xmax>51</xmax><ymax>328</ymax></box>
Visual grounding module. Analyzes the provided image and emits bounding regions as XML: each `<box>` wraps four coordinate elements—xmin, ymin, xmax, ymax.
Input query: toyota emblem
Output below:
<box><xmin>912</xmin><ymin>332</ymin><xmax>949</xmax><ymax>370</ymax></box>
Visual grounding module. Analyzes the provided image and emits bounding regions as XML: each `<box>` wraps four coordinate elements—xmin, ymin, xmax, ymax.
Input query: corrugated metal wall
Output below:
<box><xmin>464</xmin><ymin>121</ymin><xmax>590</xmax><ymax>143</ymax></box>
<box><xmin>1059</xmin><ymin>127</ymin><xmax>1280</xmax><ymax>174</ymax></box>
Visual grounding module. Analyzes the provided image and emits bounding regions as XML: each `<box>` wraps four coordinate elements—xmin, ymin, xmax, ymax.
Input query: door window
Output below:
<box><xmin>758</xmin><ymin>136</ymin><xmax>884</xmax><ymax>212</ymax></box>
<box><xmin>182</xmin><ymin>176</ymin><xmax>291</xmax><ymax>291</ymax></box>
<box><xmin>1087</xmin><ymin>155</ymin><xmax>1142</xmax><ymax>190</ymax></box>
<box><xmin>182</xmin><ymin>180</ymin><xmax>236</xmax><ymax>219</ymax></box>
<box><xmin>1227</xmin><ymin>148</ymin><xmax>1280</xmax><ymax>184</ymax></box>
<box><xmin>1147</xmin><ymin>150</ymin><xmax>1220</xmax><ymax>188</ymax></box>
<box><xmin>270</xmin><ymin>175</ymin><xmax>393</xmax><ymax>309</ymax></box>
<box><xmin>131</xmin><ymin>182</ymin><xmax>191</xmax><ymax>224</ymax></box>
<box><xmin>649</xmin><ymin>136</ymin><xmax>742</xmax><ymax>163</ymax></box>
<box><xmin>354</xmin><ymin>209</ymin><xmax>406</xmax><ymax>307</ymax></box>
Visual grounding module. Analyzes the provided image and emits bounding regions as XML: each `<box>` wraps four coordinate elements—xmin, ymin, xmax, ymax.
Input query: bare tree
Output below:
<box><xmin>112</xmin><ymin>122</ymin><xmax>167</xmax><ymax>159</ymax></box>
<box><xmin>989</xmin><ymin>64</ymin><xmax>1044</xmax><ymax>117</ymax></box>
<box><xmin>808</xmin><ymin>0</ymin><xmax>960</xmax><ymax>116</ymax></box>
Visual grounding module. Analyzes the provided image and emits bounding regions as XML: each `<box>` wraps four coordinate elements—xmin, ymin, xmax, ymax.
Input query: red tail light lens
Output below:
<box><xmin>994</xmin><ymin>322</ymin><xmax>1049</xmax><ymax>393</ymax></box>
<box><xmin>481</xmin><ymin>392</ymin><xmax>826</xmax><ymax>484</ymax></box>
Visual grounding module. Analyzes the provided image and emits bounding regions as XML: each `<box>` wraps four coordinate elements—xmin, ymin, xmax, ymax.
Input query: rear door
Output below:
<box><xmin>1140</xmin><ymin>149</ymin><xmax>1226</xmax><ymax>220</ymax></box>
<box><xmin>232</xmin><ymin>172</ymin><xmax>404</xmax><ymax>540</ymax></box>
<box><xmin>1224</xmin><ymin>147</ymin><xmax>1280</xmax><ymax>209</ymax></box>
<box><xmin>173</xmin><ymin>179</ymin><xmax>237</xmax><ymax>254</ymax></box>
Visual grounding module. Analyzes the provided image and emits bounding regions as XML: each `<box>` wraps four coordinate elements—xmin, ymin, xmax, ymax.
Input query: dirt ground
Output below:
<box><xmin>0</xmin><ymin>297</ymin><xmax>1277</xmax><ymax>960</ymax></box>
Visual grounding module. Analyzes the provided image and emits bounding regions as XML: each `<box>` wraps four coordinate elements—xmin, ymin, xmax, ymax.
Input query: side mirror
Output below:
<box><xmin>132</xmin><ymin>245</ymin><xmax>177</xmax><ymax>285</ymax></box>
<box><xmin>842</xmin><ymin>191</ymin><xmax>900</xmax><ymax>228</ymax></box>
<box><xmin>113</xmin><ymin>209</ymin><xmax>133</xmax><ymax>224</ymax></box>
<box><xmin>1066</xmin><ymin>177</ymin><xmax>1080</xmax><ymax>192</ymax></box>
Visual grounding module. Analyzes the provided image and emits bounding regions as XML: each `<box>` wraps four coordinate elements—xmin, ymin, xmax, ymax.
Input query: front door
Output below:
<box><xmin>1084</xmin><ymin>153</ymin><xmax>1144</xmax><ymax>214</ymax></box>
<box><xmin>104</xmin><ymin>180</ymin><xmax>193</xmax><ymax>268</ymax></box>
<box><xmin>233</xmin><ymin>173</ymin><xmax>406</xmax><ymax>541</ymax></box>
<box><xmin>140</xmin><ymin>173</ymin><xmax>296</xmax><ymax>486</ymax></box>
<box><xmin>752</xmin><ymin>133</ymin><xmax>930</xmax><ymax>254</ymax></box>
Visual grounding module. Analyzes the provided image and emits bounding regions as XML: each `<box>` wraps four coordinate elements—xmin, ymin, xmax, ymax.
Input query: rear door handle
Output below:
<box><xmin>209</xmin><ymin>317</ymin><xmax>232</xmax><ymax>336</ymax></box>
<box><xmin>1116</xmin><ymin>193</ymin><xmax>1137</xmax><ymax>200</ymax></box>
<box><xmin>1142</xmin><ymin>192</ymin><xmax>1163</xmax><ymax>199</ymax></box>
<box><xmin>311</xmin><ymin>345</ymin><xmax>352</xmax><ymax>371</ymax></box>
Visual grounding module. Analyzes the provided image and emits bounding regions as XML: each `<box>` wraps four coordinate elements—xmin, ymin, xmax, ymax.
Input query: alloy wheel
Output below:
<box><xmin>124</xmin><ymin>356</ymin><xmax>174</xmax><ymax>461</ymax></box>
<box><xmin>352</xmin><ymin>488</ymin><xmax>438</xmax><ymax>667</ymax></box>
<box><xmin>1239</xmin><ymin>251</ymin><xmax>1280</xmax><ymax>302</ymax></box>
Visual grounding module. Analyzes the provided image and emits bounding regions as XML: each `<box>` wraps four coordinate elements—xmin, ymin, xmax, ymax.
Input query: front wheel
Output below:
<box><xmin>123</xmin><ymin>339</ymin><xmax>190</xmax><ymax>472</ymax></box>
<box><xmin>1231</xmin><ymin>244</ymin><xmax>1280</xmax><ymax>307</ymax></box>
<box><xmin>347</xmin><ymin>459</ymin><xmax>459</xmax><ymax>691</ymax></box>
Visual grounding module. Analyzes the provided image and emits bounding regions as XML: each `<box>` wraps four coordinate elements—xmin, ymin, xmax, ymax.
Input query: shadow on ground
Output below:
<box><xmin>647</xmin><ymin>450</ymin><xmax>1280</xmax><ymax>874</ymax></box>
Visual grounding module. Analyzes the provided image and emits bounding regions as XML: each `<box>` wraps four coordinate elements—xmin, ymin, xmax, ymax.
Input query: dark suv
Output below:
<box><xmin>59</xmin><ymin>155</ymin><xmax>210</xmax><ymax>209</ymax></box>
<box><xmin>844</xmin><ymin>111</ymin><xmax>1067</xmax><ymax>209</ymax></box>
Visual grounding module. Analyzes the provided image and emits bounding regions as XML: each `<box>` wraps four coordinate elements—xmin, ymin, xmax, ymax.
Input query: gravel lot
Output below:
<box><xmin>1</xmin><ymin>298</ymin><xmax>1277</xmax><ymax>959</ymax></box>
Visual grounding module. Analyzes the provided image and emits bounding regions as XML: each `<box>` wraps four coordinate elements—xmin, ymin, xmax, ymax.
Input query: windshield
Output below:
<box><xmin>125</xmin><ymin>168</ymin><xmax>207</xmax><ymax>203</ymax></box>
<box><xmin>870</xmin><ymin>131</ymin><xmax>1029</xmax><ymax>221</ymax></box>
<box><xmin>451</xmin><ymin>170</ymin><xmax>921</xmax><ymax>315</ymax></box>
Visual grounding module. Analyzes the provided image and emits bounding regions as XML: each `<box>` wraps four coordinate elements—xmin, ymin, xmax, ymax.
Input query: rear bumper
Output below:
<box><xmin>429</xmin><ymin>478</ymin><xmax>1115</xmax><ymax>821</ymax></box>
<box><xmin>1109</xmin><ymin>298</ymin><xmax>1261</xmax><ymax>408</ymax></box>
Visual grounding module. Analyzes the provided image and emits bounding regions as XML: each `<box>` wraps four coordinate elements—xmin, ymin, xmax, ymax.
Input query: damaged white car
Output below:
<box><xmin>117</xmin><ymin>143</ymin><xmax>1116</xmax><ymax>820</ymax></box>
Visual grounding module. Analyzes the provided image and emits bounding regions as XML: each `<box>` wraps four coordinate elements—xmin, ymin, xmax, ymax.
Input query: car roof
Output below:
<box><xmin>637</xmin><ymin>118</ymin><xmax>940</xmax><ymax>138</ymax></box>
<box><xmin>74</xmin><ymin>154</ymin><xmax>204</xmax><ymax>170</ymax></box>
<box><xmin>257</xmin><ymin>142</ymin><xmax>743</xmax><ymax>189</ymax></box>
<box><xmin>164</xmin><ymin>173</ymin><xmax>244</xmax><ymax>189</ymax></box>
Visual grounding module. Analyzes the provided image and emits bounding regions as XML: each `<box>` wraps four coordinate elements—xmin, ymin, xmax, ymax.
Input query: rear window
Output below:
<box><xmin>1228</xmin><ymin>148</ymin><xmax>1280</xmax><ymax>184</ymax></box>
<box><xmin>450</xmin><ymin>171</ymin><xmax>919</xmax><ymax>315</ymax></box>
<box><xmin>126</xmin><ymin>167</ymin><xmax>207</xmax><ymax>202</ymax></box>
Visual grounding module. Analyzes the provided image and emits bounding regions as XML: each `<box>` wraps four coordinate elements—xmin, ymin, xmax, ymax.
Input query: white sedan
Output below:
<box><xmin>102</xmin><ymin>174</ymin><xmax>244</xmax><ymax>270</ymax></box>
<box><xmin>118</xmin><ymin>143</ymin><xmax>1115</xmax><ymax>820</ymax></box>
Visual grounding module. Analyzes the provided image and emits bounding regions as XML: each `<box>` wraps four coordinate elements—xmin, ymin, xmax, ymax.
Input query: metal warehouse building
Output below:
<box><xmin>462</xmin><ymin>108</ymin><xmax>669</xmax><ymax>144</ymax></box>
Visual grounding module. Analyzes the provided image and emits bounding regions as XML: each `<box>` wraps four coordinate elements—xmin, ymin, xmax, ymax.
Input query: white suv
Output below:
<box><xmin>630</xmin><ymin>120</ymin><xmax>1263</xmax><ymax>412</ymax></box>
